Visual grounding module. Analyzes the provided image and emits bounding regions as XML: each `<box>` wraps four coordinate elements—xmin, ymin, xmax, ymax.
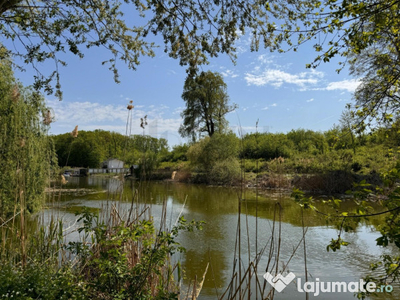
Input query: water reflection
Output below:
<box><xmin>51</xmin><ymin>177</ymin><xmax>399</xmax><ymax>299</ymax></box>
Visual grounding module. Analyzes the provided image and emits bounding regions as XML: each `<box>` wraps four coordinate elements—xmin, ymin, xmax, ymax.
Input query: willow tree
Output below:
<box><xmin>0</xmin><ymin>57</ymin><xmax>55</xmax><ymax>219</ymax></box>
<box><xmin>179</xmin><ymin>71</ymin><xmax>237</xmax><ymax>141</ymax></box>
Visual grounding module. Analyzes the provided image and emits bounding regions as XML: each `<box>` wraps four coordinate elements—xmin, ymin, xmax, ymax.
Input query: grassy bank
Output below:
<box><xmin>152</xmin><ymin>144</ymin><xmax>395</xmax><ymax>195</ymax></box>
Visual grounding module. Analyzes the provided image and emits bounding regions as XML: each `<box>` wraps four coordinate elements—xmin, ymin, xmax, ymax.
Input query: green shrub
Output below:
<box><xmin>208</xmin><ymin>158</ymin><xmax>241</xmax><ymax>185</ymax></box>
<box><xmin>188</xmin><ymin>133</ymin><xmax>239</xmax><ymax>172</ymax></box>
<box><xmin>0</xmin><ymin>263</ymin><xmax>86</xmax><ymax>300</ymax></box>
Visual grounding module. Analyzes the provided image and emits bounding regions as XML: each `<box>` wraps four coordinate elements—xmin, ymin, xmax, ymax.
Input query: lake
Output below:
<box><xmin>47</xmin><ymin>176</ymin><xmax>399</xmax><ymax>299</ymax></box>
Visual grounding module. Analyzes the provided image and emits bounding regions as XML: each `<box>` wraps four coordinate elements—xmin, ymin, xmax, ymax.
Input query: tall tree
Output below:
<box><xmin>179</xmin><ymin>71</ymin><xmax>237</xmax><ymax>140</ymax></box>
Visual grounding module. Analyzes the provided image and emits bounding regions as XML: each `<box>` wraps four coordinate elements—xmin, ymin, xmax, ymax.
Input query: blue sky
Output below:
<box><xmin>9</xmin><ymin>28</ymin><xmax>360</xmax><ymax>147</ymax></box>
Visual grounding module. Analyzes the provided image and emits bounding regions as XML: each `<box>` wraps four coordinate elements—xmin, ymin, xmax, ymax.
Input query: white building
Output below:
<box><xmin>101</xmin><ymin>158</ymin><xmax>124</xmax><ymax>169</ymax></box>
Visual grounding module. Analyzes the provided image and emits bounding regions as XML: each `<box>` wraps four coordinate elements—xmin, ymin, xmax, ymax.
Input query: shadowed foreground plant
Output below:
<box><xmin>0</xmin><ymin>199</ymin><xmax>205</xmax><ymax>299</ymax></box>
<box><xmin>68</xmin><ymin>206</ymin><xmax>204</xmax><ymax>299</ymax></box>
<box><xmin>291</xmin><ymin>168</ymin><xmax>400</xmax><ymax>299</ymax></box>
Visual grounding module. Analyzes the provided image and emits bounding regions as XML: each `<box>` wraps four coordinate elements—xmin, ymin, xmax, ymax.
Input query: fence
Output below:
<box><xmin>88</xmin><ymin>168</ymin><xmax>129</xmax><ymax>174</ymax></box>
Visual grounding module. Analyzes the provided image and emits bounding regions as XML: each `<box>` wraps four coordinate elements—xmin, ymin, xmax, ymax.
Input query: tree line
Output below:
<box><xmin>53</xmin><ymin>130</ymin><xmax>168</xmax><ymax>168</ymax></box>
<box><xmin>52</xmin><ymin>121</ymin><xmax>400</xmax><ymax>168</ymax></box>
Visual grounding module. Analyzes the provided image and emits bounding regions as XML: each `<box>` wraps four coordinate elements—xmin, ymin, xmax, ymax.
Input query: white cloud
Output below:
<box><xmin>233</xmin><ymin>32</ymin><xmax>252</xmax><ymax>55</ymax></box>
<box><xmin>306</xmin><ymin>98</ymin><xmax>314</xmax><ymax>102</ymax></box>
<box><xmin>261</xmin><ymin>103</ymin><xmax>277</xmax><ymax>109</ymax></box>
<box><xmin>46</xmin><ymin>100</ymin><xmax>179</xmax><ymax>138</ymax></box>
<box><xmin>173</xmin><ymin>106</ymin><xmax>184</xmax><ymax>115</ymax></box>
<box><xmin>221</xmin><ymin>69</ymin><xmax>239</xmax><ymax>78</ymax></box>
<box><xmin>325</xmin><ymin>79</ymin><xmax>361</xmax><ymax>93</ymax></box>
<box><xmin>245</xmin><ymin>68</ymin><xmax>324</xmax><ymax>89</ymax></box>
<box><xmin>257</xmin><ymin>54</ymin><xmax>273</xmax><ymax>65</ymax></box>
<box><xmin>48</xmin><ymin>100</ymin><xmax>128</xmax><ymax>124</ymax></box>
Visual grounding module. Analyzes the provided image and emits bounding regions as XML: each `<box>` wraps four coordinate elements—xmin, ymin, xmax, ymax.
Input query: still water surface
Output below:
<box><xmin>48</xmin><ymin>176</ymin><xmax>399</xmax><ymax>299</ymax></box>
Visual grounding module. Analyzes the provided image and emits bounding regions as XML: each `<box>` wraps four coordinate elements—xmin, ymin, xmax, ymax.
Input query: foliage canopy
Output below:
<box><xmin>1</xmin><ymin>0</ymin><xmax>399</xmax><ymax>128</ymax></box>
<box><xmin>1</xmin><ymin>1</ymin><xmax>396</xmax><ymax>99</ymax></box>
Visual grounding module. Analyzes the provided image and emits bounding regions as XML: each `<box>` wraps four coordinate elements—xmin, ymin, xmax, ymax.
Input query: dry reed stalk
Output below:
<box><xmin>12</xmin><ymin>85</ymin><xmax>19</xmax><ymax>103</ymax></box>
<box><xmin>71</xmin><ymin>125</ymin><xmax>79</xmax><ymax>138</ymax></box>
<box><xmin>302</xmin><ymin>209</ymin><xmax>309</xmax><ymax>300</ymax></box>
<box><xmin>220</xmin><ymin>199</ymin><xmax>290</xmax><ymax>300</ymax></box>
<box><xmin>192</xmin><ymin>275</ymin><xmax>197</xmax><ymax>299</ymax></box>
<box><xmin>60</xmin><ymin>174</ymin><xmax>68</xmax><ymax>185</ymax></box>
<box><xmin>20</xmin><ymin>138</ymin><xmax>25</xmax><ymax>148</ymax></box>
<box><xmin>42</xmin><ymin>109</ymin><xmax>54</xmax><ymax>125</ymax></box>
<box><xmin>20</xmin><ymin>191</ymin><xmax>26</xmax><ymax>268</ymax></box>
<box><xmin>193</xmin><ymin>262</ymin><xmax>209</xmax><ymax>299</ymax></box>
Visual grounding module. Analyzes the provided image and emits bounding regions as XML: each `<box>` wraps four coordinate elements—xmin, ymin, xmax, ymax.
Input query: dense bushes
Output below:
<box><xmin>240</xmin><ymin>132</ymin><xmax>294</xmax><ymax>159</ymax></box>
<box><xmin>188</xmin><ymin>133</ymin><xmax>241</xmax><ymax>184</ymax></box>
<box><xmin>209</xmin><ymin>157</ymin><xmax>241</xmax><ymax>185</ymax></box>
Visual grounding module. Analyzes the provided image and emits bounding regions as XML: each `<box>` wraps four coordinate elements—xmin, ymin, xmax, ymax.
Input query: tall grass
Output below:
<box><xmin>213</xmin><ymin>122</ymin><xmax>310</xmax><ymax>300</ymax></box>
<box><xmin>0</xmin><ymin>182</ymin><xmax>206</xmax><ymax>299</ymax></box>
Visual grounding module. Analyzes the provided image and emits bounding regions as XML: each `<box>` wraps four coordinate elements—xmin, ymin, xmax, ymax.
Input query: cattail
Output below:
<box><xmin>61</xmin><ymin>175</ymin><xmax>68</xmax><ymax>185</ymax></box>
<box><xmin>140</xmin><ymin>115</ymin><xmax>148</xmax><ymax>129</ymax></box>
<box><xmin>43</xmin><ymin>109</ymin><xmax>53</xmax><ymax>125</ymax></box>
<box><xmin>71</xmin><ymin>125</ymin><xmax>78</xmax><ymax>138</ymax></box>
<box><xmin>12</xmin><ymin>85</ymin><xmax>20</xmax><ymax>103</ymax></box>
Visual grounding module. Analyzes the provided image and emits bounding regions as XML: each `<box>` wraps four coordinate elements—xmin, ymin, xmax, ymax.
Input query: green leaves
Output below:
<box><xmin>0</xmin><ymin>60</ymin><xmax>55</xmax><ymax>218</ymax></box>
<box><xmin>291</xmin><ymin>189</ymin><xmax>316</xmax><ymax>210</ymax></box>
<box><xmin>326</xmin><ymin>237</ymin><xmax>349</xmax><ymax>252</ymax></box>
<box><xmin>179</xmin><ymin>71</ymin><xmax>237</xmax><ymax>140</ymax></box>
<box><xmin>1</xmin><ymin>0</ymin><xmax>399</xmax><ymax>127</ymax></box>
<box><xmin>293</xmin><ymin>161</ymin><xmax>400</xmax><ymax>290</ymax></box>
<box><xmin>70</xmin><ymin>209</ymin><xmax>204</xmax><ymax>298</ymax></box>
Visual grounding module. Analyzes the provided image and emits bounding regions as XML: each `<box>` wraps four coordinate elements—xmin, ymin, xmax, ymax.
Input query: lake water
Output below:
<box><xmin>48</xmin><ymin>176</ymin><xmax>399</xmax><ymax>299</ymax></box>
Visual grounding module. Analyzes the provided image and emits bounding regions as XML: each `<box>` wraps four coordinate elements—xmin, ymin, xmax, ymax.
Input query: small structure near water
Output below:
<box><xmin>88</xmin><ymin>158</ymin><xmax>128</xmax><ymax>175</ymax></box>
<box><xmin>101</xmin><ymin>158</ymin><xmax>124</xmax><ymax>169</ymax></box>
<box><xmin>71</xmin><ymin>168</ymin><xmax>88</xmax><ymax>177</ymax></box>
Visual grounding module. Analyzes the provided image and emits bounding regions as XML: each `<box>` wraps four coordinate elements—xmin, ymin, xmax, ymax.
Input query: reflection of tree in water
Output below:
<box><xmin>73</xmin><ymin>179</ymin><xmax>385</xmax><ymax>230</ymax></box>
<box><xmin>87</xmin><ymin>177</ymin><xmax>123</xmax><ymax>194</ymax></box>
<box><xmin>55</xmin><ymin>179</ymin><xmax>397</xmax><ymax>299</ymax></box>
<box><xmin>181</xmin><ymin>249</ymin><xmax>227</xmax><ymax>291</ymax></box>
